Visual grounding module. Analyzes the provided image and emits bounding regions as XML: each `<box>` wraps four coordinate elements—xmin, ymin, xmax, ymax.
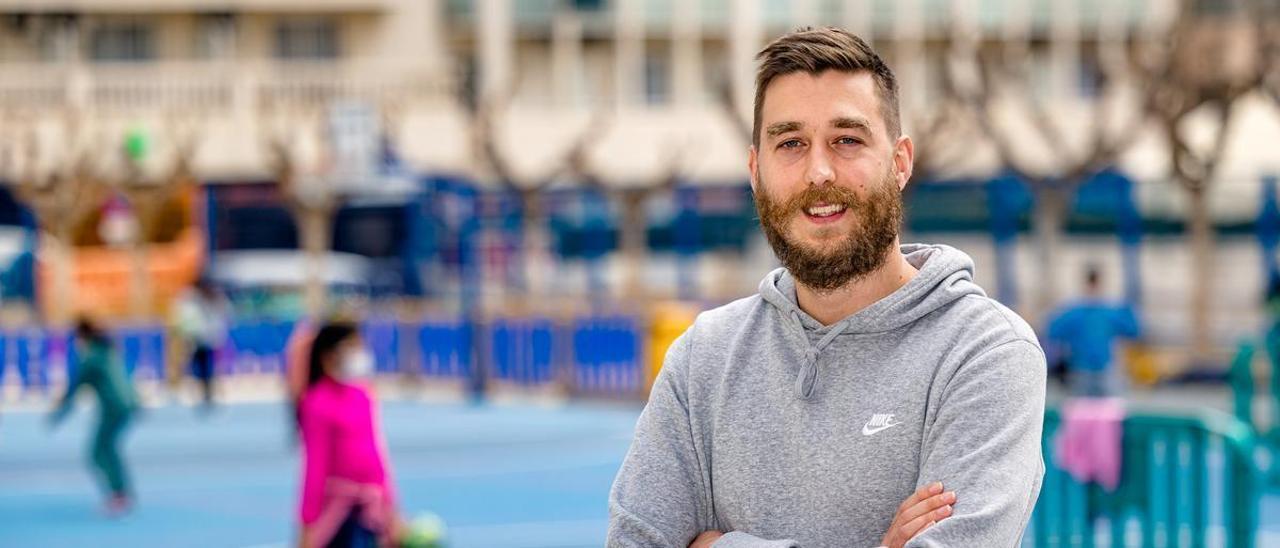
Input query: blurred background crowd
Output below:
<box><xmin>1</xmin><ymin>0</ymin><xmax>1280</xmax><ymax>546</ymax></box>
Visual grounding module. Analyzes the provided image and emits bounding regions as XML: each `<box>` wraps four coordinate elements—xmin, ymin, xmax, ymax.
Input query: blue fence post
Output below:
<box><xmin>675</xmin><ymin>187</ymin><xmax>701</xmax><ymax>302</ymax></box>
<box><xmin>986</xmin><ymin>174</ymin><xmax>1031</xmax><ymax>308</ymax></box>
<box><xmin>1111</xmin><ymin>171</ymin><xmax>1143</xmax><ymax>308</ymax></box>
<box><xmin>0</xmin><ymin>331</ymin><xmax>7</xmax><ymax>389</ymax></box>
<box><xmin>1258</xmin><ymin>176</ymin><xmax>1280</xmax><ymax>285</ymax></box>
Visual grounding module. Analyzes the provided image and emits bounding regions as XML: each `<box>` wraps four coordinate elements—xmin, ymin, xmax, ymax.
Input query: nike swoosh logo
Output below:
<box><xmin>862</xmin><ymin>422</ymin><xmax>901</xmax><ymax>436</ymax></box>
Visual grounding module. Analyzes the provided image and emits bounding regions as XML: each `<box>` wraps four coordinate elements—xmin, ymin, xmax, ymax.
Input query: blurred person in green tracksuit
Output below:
<box><xmin>49</xmin><ymin>317</ymin><xmax>140</xmax><ymax>516</ymax></box>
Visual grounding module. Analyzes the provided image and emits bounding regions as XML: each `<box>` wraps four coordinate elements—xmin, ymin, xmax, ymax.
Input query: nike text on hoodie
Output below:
<box><xmin>607</xmin><ymin>244</ymin><xmax>1047</xmax><ymax>547</ymax></box>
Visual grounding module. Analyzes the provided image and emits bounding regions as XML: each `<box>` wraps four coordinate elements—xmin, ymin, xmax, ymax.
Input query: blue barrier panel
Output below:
<box><xmin>16</xmin><ymin>330</ymin><xmax>49</xmax><ymax>390</ymax></box>
<box><xmin>221</xmin><ymin>320</ymin><xmax>293</xmax><ymax>375</ymax></box>
<box><xmin>572</xmin><ymin>315</ymin><xmax>641</xmax><ymax>395</ymax></box>
<box><xmin>120</xmin><ymin>330</ymin><xmax>141</xmax><ymax>378</ymax></box>
<box><xmin>143</xmin><ymin>329</ymin><xmax>166</xmax><ymax>381</ymax></box>
<box><xmin>265</xmin><ymin>321</ymin><xmax>294</xmax><ymax>373</ymax></box>
<box><xmin>223</xmin><ymin>322</ymin><xmax>252</xmax><ymax>374</ymax></box>
<box><xmin>416</xmin><ymin>319</ymin><xmax>470</xmax><ymax>379</ymax></box>
<box><xmin>362</xmin><ymin>318</ymin><xmax>400</xmax><ymax>374</ymax></box>
<box><xmin>51</xmin><ymin>330</ymin><xmax>73</xmax><ymax>389</ymax></box>
<box><xmin>116</xmin><ymin>327</ymin><xmax>166</xmax><ymax>380</ymax></box>
<box><xmin>0</xmin><ymin>333</ymin><xmax>7</xmax><ymax>386</ymax></box>
<box><xmin>488</xmin><ymin>317</ymin><xmax>554</xmax><ymax>386</ymax></box>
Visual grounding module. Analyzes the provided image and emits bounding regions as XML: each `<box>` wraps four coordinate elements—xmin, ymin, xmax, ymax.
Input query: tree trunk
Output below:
<box><xmin>1187</xmin><ymin>184</ymin><xmax>1214</xmax><ymax>364</ymax></box>
<box><xmin>515</xmin><ymin>190</ymin><xmax>540</xmax><ymax>299</ymax></box>
<box><xmin>619</xmin><ymin>190</ymin><xmax>648</xmax><ymax>302</ymax></box>
<box><xmin>1032</xmin><ymin>184</ymin><xmax>1069</xmax><ymax>322</ymax></box>
<box><xmin>297</xmin><ymin>206</ymin><xmax>333</xmax><ymax>317</ymax></box>
<box><xmin>128</xmin><ymin>242</ymin><xmax>150</xmax><ymax>319</ymax></box>
<box><xmin>48</xmin><ymin>225</ymin><xmax>76</xmax><ymax>327</ymax></box>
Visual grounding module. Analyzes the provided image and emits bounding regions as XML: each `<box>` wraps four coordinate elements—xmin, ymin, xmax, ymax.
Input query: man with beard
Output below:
<box><xmin>607</xmin><ymin>28</ymin><xmax>1045</xmax><ymax>548</ymax></box>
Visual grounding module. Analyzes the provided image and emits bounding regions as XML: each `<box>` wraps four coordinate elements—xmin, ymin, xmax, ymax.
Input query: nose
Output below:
<box><xmin>804</xmin><ymin>145</ymin><xmax>835</xmax><ymax>188</ymax></box>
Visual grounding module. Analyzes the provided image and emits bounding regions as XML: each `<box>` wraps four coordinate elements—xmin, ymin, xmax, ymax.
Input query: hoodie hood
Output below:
<box><xmin>758</xmin><ymin>243</ymin><xmax>987</xmax><ymax>399</ymax></box>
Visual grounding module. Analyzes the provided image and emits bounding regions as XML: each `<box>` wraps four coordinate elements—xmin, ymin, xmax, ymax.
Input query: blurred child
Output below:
<box><xmin>296</xmin><ymin>322</ymin><xmax>403</xmax><ymax>548</ymax></box>
<box><xmin>49</xmin><ymin>318</ymin><xmax>140</xmax><ymax>516</ymax></box>
<box><xmin>175</xmin><ymin>277</ymin><xmax>230</xmax><ymax>410</ymax></box>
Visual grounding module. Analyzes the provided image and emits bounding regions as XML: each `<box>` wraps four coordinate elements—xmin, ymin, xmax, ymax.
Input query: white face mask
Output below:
<box><xmin>340</xmin><ymin>348</ymin><xmax>376</xmax><ymax>380</ymax></box>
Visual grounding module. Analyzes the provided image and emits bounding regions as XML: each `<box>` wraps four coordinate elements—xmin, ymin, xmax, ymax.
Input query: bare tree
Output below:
<box><xmin>1134</xmin><ymin>0</ymin><xmax>1259</xmax><ymax>362</ymax></box>
<box><xmin>465</xmin><ymin>84</ymin><xmax>613</xmax><ymax>305</ymax></box>
<box><xmin>565</xmin><ymin>134</ymin><xmax>685</xmax><ymax>304</ymax></box>
<box><xmin>1254</xmin><ymin>0</ymin><xmax>1280</xmax><ymax>106</ymax></box>
<box><xmin>263</xmin><ymin>108</ymin><xmax>338</xmax><ymax>317</ymax></box>
<box><xmin>0</xmin><ymin>109</ymin><xmax>109</xmax><ymax>325</ymax></box>
<box><xmin>953</xmin><ymin>7</ymin><xmax>1148</xmax><ymax>320</ymax></box>
<box><xmin>115</xmin><ymin>115</ymin><xmax>202</xmax><ymax>319</ymax></box>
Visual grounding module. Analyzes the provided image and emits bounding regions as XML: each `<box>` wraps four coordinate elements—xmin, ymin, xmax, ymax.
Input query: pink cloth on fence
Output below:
<box><xmin>1053</xmin><ymin>397</ymin><xmax>1126</xmax><ymax>491</ymax></box>
<box><xmin>298</xmin><ymin>377</ymin><xmax>398</xmax><ymax>546</ymax></box>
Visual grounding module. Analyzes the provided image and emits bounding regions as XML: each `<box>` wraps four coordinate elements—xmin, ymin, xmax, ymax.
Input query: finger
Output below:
<box><xmin>898</xmin><ymin>504</ymin><xmax>953</xmax><ymax>541</ymax></box>
<box><xmin>898</xmin><ymin>482</ymin><xmax>943</xmax><ymax>513</ymax></box>
<box><xmin>898</xmin><ymin>491</ymin><xmax>956</xmax><ymax>527</ymax></box>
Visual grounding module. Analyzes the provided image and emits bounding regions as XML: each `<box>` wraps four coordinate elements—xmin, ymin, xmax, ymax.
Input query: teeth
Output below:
<box><xmin>805</xmin><ymin>204</ymin><xmax>847</xmax><ymax>217</ymax></box>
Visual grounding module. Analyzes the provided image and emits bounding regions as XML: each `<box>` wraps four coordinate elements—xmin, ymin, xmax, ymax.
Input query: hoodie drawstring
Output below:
<box><xmin>790</xmin><ymin>311</ymin><xmax>851</xmax><ymax>400</ymax></box>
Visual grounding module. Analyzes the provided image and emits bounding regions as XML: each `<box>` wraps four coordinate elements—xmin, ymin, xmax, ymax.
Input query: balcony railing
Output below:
<box><xmin>0</xmin><ymin>60</ymin><xmax>454</xmax><ymax>112</ymax></box>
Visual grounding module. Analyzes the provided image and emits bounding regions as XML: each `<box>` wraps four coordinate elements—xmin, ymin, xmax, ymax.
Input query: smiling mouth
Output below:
<box><xmin>802</xmin><ymin>202</ymin><xmax>848</xmax><ymax>225</ymax></box>
<box><xmin>805</xmin><ymin>203</ymin><xmax>847</xmax><ymax>217</ymax></box>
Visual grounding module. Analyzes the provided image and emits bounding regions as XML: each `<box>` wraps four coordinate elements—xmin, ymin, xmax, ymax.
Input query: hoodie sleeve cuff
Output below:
<box><xmin>712</xmin><ymin>531</ymin><xmax>800</xmax><ymax>548</ymax></box>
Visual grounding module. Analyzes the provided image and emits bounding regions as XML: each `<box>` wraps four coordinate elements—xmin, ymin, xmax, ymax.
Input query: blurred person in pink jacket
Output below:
<box><xmin>296</xmin><ymin>322</ymin><xmax>403</xmax><ymax>548</ymax></box>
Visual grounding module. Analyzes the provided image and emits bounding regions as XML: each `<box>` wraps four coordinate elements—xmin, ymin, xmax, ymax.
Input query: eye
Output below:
<box><xmin>778</xmin><ymin>139</ymin><xmax>803</xmax><ymax>149</ymax></box>
<box><xmin>834</xmin><ymin>136</ymin><xmax>862</xmax><ymax>146</ymax></box>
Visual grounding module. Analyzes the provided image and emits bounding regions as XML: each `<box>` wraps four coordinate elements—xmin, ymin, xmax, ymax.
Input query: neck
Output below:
<box><xmin>794</xmin><ymin>242</ymin><xmax>919</xmax><ymax>326</ymax></box>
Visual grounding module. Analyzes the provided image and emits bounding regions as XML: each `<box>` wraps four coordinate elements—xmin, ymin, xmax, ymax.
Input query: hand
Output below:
<box><xmin>880</xmin><ymin>482</ymin><xmax>956</xmax><ymax>548</ymax></box>
<box><xmin>297</xmin><ymin>525</ymin><xmax>312</xmax><ymax>548</ymax></box>
<box><xmin>388</xmin><ymin>514</ymin><xmax>409</xmax><ymax>545</ymax></box>
<box><xmin>689</xmin><ymin>530</ymin><xmax>724</xmax><ymax>548</ymax></box>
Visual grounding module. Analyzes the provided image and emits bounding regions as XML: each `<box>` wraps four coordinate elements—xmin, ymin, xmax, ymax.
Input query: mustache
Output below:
<box><xmin>777</xmin><ymin>184</ymin><xmax>862</xmax><ymax>212</ymax></box>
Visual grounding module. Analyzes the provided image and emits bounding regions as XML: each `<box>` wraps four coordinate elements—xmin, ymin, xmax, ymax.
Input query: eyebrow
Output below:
<box><xmin>765</xmin><ymin>117</ymin><xmax>874</xmax><ymax>139</ymax></box>
<box><xmin>765</xmin><ymin>121</ymin><xmax>803</xmax><ymax>138</ymax></box>
<box><xmin>832</xmin><ymin>117</ymin><xmax>872</xmax><ymax>133</ymax></box>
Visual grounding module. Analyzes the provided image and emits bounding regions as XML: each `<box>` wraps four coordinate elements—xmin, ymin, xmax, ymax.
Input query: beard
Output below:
<box><xmin>754</xmin><ymin>168</ymin><xmax>904</xmax><ymax>292</ymax></box>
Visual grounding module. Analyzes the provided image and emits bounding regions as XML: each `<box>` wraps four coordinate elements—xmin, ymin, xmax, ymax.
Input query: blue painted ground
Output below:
<box><xmin>2</xmin><ymin>396</ymin><xmax>1278</xmax><ymax>547</ymax></box>
<box><xmin>1</xmin><ymin>399</ymin><xmax>641</xmax><ymax>548</ymax></box>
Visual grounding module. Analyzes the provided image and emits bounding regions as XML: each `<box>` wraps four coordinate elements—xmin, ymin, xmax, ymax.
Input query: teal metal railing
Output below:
<box><xmin>1029</xmin><ymin>407</ymin><xmax>1260</xmax><ymax>547</ymax></box>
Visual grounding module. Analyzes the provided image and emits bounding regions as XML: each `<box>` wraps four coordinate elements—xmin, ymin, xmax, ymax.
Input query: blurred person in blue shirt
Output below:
<box><xmin>1046</xmin><ymin>266</ymin><xmax>1141</xmax><ymax>397</ymax></box>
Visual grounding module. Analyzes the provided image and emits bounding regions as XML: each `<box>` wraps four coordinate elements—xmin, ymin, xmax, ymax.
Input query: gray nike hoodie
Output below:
<box><xmin>607</xmin><ymin>244</ymin><xmax>1046</xmax><ymax>547</ymax></box>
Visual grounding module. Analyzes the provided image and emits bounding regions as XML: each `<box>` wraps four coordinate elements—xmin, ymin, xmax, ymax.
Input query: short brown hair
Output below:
<box><xmin>753</xmin><ymin>27</ymin><xmax>900</xmax><ymax>147</ymax></box>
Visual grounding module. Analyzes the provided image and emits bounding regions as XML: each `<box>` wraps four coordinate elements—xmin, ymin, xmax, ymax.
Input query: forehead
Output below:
<box><xmin>761</xmin><ymin>70</ymin><xmax>883</xmax><ymax>135</ymax></box>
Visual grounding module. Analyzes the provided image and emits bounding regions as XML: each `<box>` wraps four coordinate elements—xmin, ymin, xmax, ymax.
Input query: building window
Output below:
<box><xmin>274</xmin><ymin>18</ymin><xmax>339</xmax><ymax>60</ymax></box>
<box><xmin>1078</xmin><ymin>46</ymin><xmax>1103</xmax><ymax>99</ymax></box>
<box><xmin>36</xmin><ymin>14</ymin><xmax>81</xmax><ymax>62</ymax></box>
<box><xmin>701</xmin><ymin>43</ymin><xmax>728</xmax><ymax>104</ymax></box>
<box><xmin>573</xmin><ymin>0</ymin><xmax>606</xmax><ymax>11</ymax></box>
<box><xmin>644</xmin><ymin>47</ymin><xmax>670</xmax><ymax>105</ymax></box>
<box><xmin>195</xmin><ymin>13</ymin><xmax>237</xmax><ymax>59</ymax></box>
<box><xmin>89</xmin><ymin>21</ymin><xmax>154</xmax><ymax>62</ymax></box>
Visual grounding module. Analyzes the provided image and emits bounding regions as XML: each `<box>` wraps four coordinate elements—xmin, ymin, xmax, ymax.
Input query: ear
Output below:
<box><xmin>748</xmin><ymin>145</ymin><xmax>760</xmax><ymax>193</ymax></box>
<box><xmin>893</xmin><ymin>135</ymin><xmax>915</xmax><ymax>191</ymax></box>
